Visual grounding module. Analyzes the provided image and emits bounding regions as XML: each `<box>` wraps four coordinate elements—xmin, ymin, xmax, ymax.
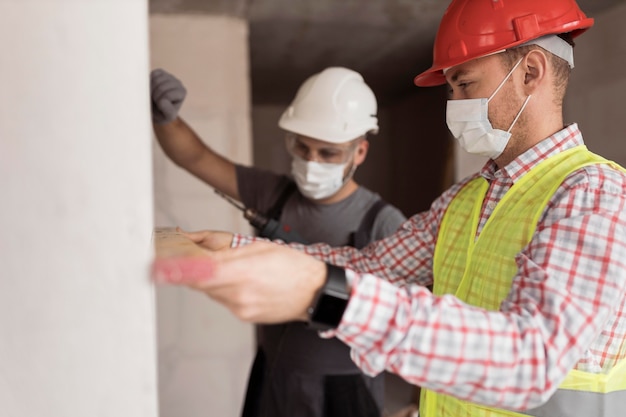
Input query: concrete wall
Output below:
<box><xmin>0</xmin><ymin>1</ymin><xmax>157</xmax><ymax>416</ymax></box>
<box><xmin>149</xmin><ymin>14</ymin><xmax>254</xmax><ymax>417</ymax></box>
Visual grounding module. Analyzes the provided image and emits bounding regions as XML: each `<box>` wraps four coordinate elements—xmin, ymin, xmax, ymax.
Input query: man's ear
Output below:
<box><xmin>522</xmin><ymin>49</ymin><xmax>548</xmax><ymax>94</ymax></box>
<box><xmin>353</xmin><ymin>139</ymin><xmax>369</xmax><ymax>166</ymax></box>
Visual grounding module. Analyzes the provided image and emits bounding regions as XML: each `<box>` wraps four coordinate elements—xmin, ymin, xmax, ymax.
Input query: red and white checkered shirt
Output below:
<box><xmin>233</xmin><ymin>124</ymin><xmax>626</xmax><ymax>409</ymax></box>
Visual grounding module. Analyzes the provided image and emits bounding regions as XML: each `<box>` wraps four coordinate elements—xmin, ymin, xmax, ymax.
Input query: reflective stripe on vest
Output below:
<box><xmin>526</xmin><ymin>390</ymin><xmax>623</xmax><ymax>416</ymax></box>
<box><xmin>521</xmin><ymin>359</ymin><xmax>626</xmax><ymax>417</ymax></box>
<box><xmin>422</xmin><ymin>146</ymin><xmax>626</xmax><ymax>417</ymax></box>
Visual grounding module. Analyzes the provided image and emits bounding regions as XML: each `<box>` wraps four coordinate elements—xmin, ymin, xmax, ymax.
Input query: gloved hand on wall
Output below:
<box><xmin>150</xmin><ymin>68</ymin><xmax>187</xmax><ymax>125</ymax></box>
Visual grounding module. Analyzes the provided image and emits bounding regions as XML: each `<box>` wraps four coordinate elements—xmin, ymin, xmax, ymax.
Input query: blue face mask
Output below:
<box><xmin>446</xmin><ymin>56</ymin><xmax>531</xmax><ymax>159</ymax></box>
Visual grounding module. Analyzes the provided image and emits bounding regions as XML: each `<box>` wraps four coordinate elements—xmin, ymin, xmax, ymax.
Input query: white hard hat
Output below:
<box><xmin>278</xmin><ymin>67</ymin><xmax>379</xmax><ymax>144</ymax></box>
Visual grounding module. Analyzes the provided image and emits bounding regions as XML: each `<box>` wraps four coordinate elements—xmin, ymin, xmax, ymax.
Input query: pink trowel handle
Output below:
<box><xmin>151</xmin><ymin>227</ymin><xmax>215</xmax><ymax>284</ymax></box>
<box><xmin>152</xmin><ymin>257</ymin><xmax>215</xmax><ymax>284</ymax></box>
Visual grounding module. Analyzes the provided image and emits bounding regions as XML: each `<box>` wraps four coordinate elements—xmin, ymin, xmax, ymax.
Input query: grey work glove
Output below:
<box><xmin>150</xmin><ymin>68</ymin><xmax>187</xmax><ymax>125</ymax></box>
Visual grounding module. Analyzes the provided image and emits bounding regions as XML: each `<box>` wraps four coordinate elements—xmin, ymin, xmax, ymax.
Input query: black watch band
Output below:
<box><xmin>307</xmin><ymin>263</ymin><xmax>349</xmax><ymax>331</ymax></box>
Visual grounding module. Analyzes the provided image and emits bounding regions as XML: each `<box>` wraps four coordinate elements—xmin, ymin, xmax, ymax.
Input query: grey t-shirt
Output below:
<box><xmin>236</xmin><ymin>165</ymin><xmax>406</xmax><ymax>246</ymax></box>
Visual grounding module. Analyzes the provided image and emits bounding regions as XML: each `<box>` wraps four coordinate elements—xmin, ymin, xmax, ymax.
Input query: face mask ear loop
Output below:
<box><xmin>487</xmin><ymin>56</ymin><xmax>525</xmax><ymax>103</ymax></box>
<box><xmin>507</xmin><ymin>94</ymin><xmax>532</xmax><ymax>133</ymax></box>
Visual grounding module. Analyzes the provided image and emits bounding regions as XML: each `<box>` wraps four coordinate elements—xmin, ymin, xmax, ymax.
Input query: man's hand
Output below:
<box><xmin>177</xmin><ymin>227</ymin><xmax>234</xmax><ymax>251</ymax></box>
<box><xmin>153</xmin><ymin>241</ymin><xmax>327</xmax><ymax>324</ymax></box>
<box><xmin>150</xmin><ymin>68</ymin><xmax>187</xmax><ymax>125</ymax></box>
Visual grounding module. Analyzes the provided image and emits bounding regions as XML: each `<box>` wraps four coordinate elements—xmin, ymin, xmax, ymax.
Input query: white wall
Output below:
<box><xmin>149</xmin><ymin>14</ymin><xmax>254</xmax><ymax>417</ymax></box>
<box><xmin>0</xmin><ymin>1</ymin><xmax>157</xmax><ymax>416</ymax></box>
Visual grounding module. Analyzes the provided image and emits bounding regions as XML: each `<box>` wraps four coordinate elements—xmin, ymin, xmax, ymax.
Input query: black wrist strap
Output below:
<box><xmin>307</xmin><ymin>263</ymin><xmax>349</xmax><ymax>331</ymax></box>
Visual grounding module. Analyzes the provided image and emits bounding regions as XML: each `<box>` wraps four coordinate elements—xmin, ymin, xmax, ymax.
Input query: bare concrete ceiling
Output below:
<box><xmin>150</xmin><ymin>0</ymin><xmax>624</xmax><ymax>105</ymax></box>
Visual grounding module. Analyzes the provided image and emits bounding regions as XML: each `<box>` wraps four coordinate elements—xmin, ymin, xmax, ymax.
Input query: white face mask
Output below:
<box><xmin>446</xmin><ymin>56</ymin><xmax>531</xmax><ymax>159</ymax></box>
<box><xmin>291</xmin><ymin>156</ymin><xmax>355</xmax><ymax>200</ymax></box>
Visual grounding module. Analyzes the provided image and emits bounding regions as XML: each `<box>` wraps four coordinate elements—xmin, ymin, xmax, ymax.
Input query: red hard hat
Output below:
<box><xmin>414</xmin><ymin>0</ymin><xmax>594</xmax><ymax>87</ymax></box>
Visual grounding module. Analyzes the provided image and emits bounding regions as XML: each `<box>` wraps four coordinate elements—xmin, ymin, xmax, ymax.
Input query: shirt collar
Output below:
<box><xmin>479</xmin><ymin>123</ymin><xmax>585</xmax><ymax>183</ymax></box>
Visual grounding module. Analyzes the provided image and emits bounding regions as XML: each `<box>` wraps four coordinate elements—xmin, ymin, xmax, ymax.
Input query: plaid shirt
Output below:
<box><xmin>233</xmin><ymin>124</ymin><xmax>626</xmax><ymax>409</ymax></box>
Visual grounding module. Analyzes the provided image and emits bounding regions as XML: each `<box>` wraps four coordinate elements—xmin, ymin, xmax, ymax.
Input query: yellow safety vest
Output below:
<box><xmin>424</xmin><ymin>146</ymin><xmax>626</xmax><ymax>417</ymax></box>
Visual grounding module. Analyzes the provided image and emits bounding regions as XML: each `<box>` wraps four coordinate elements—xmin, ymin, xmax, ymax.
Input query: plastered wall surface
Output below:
<box><xmin>149</xmin><ymin>14</ymin><xmax>254</xmax><ymax>417</ymax></box>
<box><xmin>0</xmin><ymin>1</ymin><xmax>158</xmax><ymax>416</ymax></box>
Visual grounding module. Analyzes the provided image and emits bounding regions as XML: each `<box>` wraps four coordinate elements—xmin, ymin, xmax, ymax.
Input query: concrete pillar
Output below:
<box><xmin>150</xmin><ymin>14</ymin><xmax>254</xmax><ymax>417</ymax></box>
<box><xmin>0</xmin><ymin>1</ymin><xmax>157</xmax><ymax>416</ymax></box>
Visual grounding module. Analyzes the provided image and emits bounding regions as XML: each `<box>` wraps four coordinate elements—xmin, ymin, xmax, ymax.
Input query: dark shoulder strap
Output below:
<box><xmin>349</xmin><ymin>199</ymin><xmax>388</xmax><ymax>249</ymax></box>
<box><xmin>265</xmin><ymin>180</ymin><xmax>297</xmax><ymax>220</ymax></box>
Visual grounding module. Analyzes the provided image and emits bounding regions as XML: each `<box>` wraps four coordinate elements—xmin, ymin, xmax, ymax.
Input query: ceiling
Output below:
<box><xmin>149</xmin><ymin>0</ymin><xmax>624</xmax><ymax>105</ymax></box>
